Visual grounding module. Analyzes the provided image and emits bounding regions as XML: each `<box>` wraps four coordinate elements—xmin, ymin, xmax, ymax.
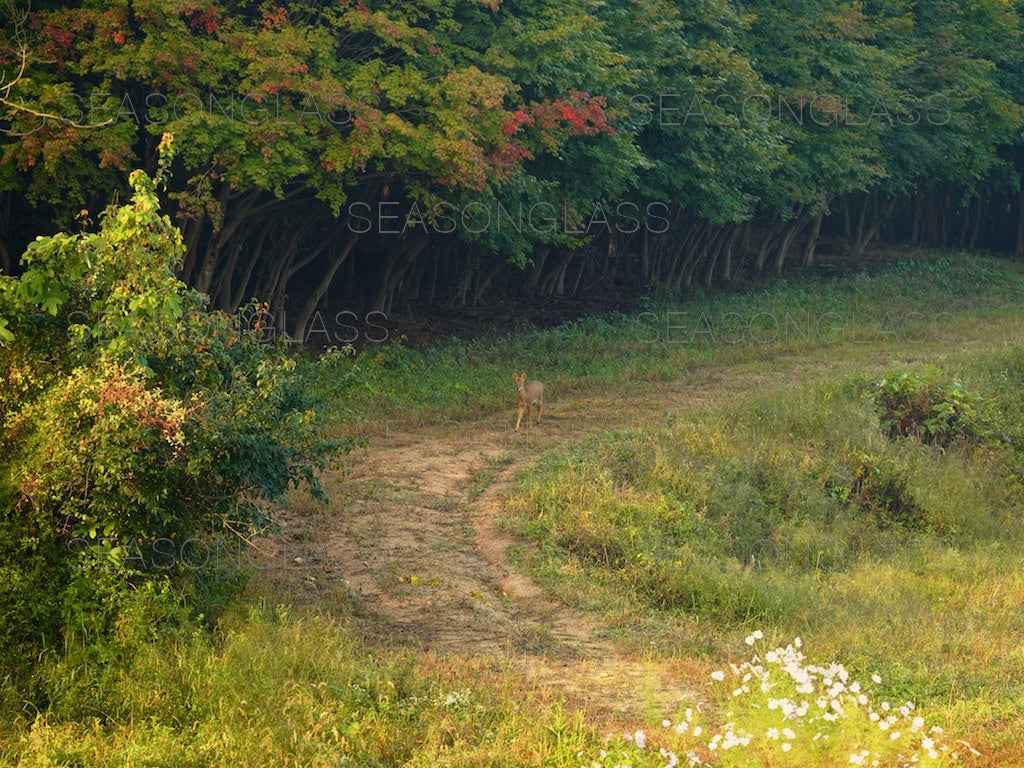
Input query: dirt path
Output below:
<box><xmin>265</xmin><ymin>331</ymin><xmax>1016</xmax><ymax>722</ymax></box>
<box><xmin>272</xmin><ymin>381</ymin><xmax>721</xmax><ymax>720</ymax></box>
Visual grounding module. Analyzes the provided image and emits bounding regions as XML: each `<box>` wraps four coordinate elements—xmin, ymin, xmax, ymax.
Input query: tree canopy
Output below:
<box><xmin>3</xmin><ymin>0</ymin><xmax>1023</xmax><ymax>336</ymax></box>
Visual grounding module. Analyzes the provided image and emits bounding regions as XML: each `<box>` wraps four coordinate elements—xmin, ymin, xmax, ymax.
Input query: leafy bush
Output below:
<box><xmin>872</xmin><ymin>370</ymin><xmax>981</xmax><ymax>447</ymax></box>
<box><xmin>0</xmin><ymin>135</ymin><xmax>344</xmax><ymax>678</ymax></box>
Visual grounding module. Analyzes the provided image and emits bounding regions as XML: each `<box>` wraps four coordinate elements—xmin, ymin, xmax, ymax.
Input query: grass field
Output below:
<box><xmin>504</xmin><ymin>345</ymin><xmax>1024</xmax><ymax>763</ymax></box>
<box><xmin>5</xmin><ymin>249</ymin><xmax>1024</xmax><ymax>767</ymax></box>
<box><xmin>307</xmin><ymin>250</ymin><xmax>1024</xmax><ymax>429</ymax></box>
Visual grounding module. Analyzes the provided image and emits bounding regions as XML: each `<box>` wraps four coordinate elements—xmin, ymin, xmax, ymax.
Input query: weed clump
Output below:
<box><xmin>872</xmin><ymin>370</ymin><xmax>981</xmax><ymax>447</ymax></box>
<box><xmin>847</xmin><ymin>452</ymin><xmax>926</xmax><ymax>531</ymax></box>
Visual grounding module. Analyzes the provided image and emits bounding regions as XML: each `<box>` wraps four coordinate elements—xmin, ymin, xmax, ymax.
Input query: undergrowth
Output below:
<box><xmin>506</xmin><ymin>345</ymin><xmax>1024</xmax><ymax>757</ymax></box>
<box><xmin>305</xmin><ymin>251</ymin><xmax>1024</xmax><ymax>429</ymax></box>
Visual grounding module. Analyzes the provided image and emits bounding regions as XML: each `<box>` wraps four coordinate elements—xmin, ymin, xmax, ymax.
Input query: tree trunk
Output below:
<box><xmin>570</xmin><ymin>253</ymin><xmax>588</xmax><ymax>294</ymax></box>
<box><xmin>910</xmin><ymin>190</ymin><xmax>923</xmax><ymax>245</ymax></box>
<box><xmin>968</xmin><ymin>196</ymin><xmax>984</xmax><ymax>250</ymax></box>
<box><xmin>852</xmin><ymin>195</ymin><xmax>889</xmax><ymax>256</ymax></box>
<box><xmin>667</xmin><ymin>217</ymin><xmax>704</xmax><ymax>289</ymax></box>
<box><xmin>378</xmin><ymin>237</ymin><xmax>429</xmax><ymax>316</ymax></box>
<box><xmin>941</xmin><ymin>186</ymin><xmax>952</xmax><ymax>247</ymax></box>
<box><xmin>641</xmin><ymin>225</ymin><xmax>650</xmax><ymax>280</ymax></box>
<box><xmin>522</xmin><ymin>248</ymin><xmax>549</xmax><ymax>296</ymax></box>
<box><xmin>179</xmin><ymin>217</ymin><xmax>205</xmax><ymax>282</ymax></box>
<box><xmin>755</xmin><ymin>216</ymin><xmax>783</xmax><ymax>272</ymax></box>
<box><xmin>426</xmin><ymin>248</ymin><xmax>441</xmax><ymax>304</ymax></box>
<box><xmin>1015</xmin><ymin>186</ymin><xmax>1024</xmax><ymax>259</ymax></box>
<box><xmin>403</xmin><ymin>249</ymin><xmax>430</xmax><ymax>305</ymax></box>
<box><xmin>802</xmin><ymin>205</ymin><xmax>826</xmax><ymax>267</ymax></box>
<box><xmin>702</xmin><ymin>225</ymin><xmax>725</xmax><ymax>287</ymax></box>
<box><xmin>193</xmin><ymin>191</ymin><xmax>259</xmax><ymax>295</ymax></box>
<box><xmin>852</xmin><ymin>192</ymin><xmax>869</xmax><ymax>251</ymax></box>
<box><xmin>472</xmin><ymin>257</ymin><xmax>505</xmax><ymax>305</ymax></box>
<box><xmin>229</xmin><ymin>225</ymin><xmax>271</xmax><ymax>312</ymax></box>
<box><xmin>291</xmin><ymin>230</ymin><xmax>360</xmax><ymax>341</ymax></box>
<box><xmin>773</xmin><ymin>206</ymin><xmax>805</xmax><ymax>273</ymax></box>
<box><xmin>718</xmin><ymin>224</ymin><xmax>742</xmax><ymax>282</ymax></box>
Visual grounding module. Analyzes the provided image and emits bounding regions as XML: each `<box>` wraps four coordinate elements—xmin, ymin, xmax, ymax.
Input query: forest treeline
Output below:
<box><xmin>3</xmin><ymin>0</ymin><xmax>1024</xmax><ymax>338</ymax></box>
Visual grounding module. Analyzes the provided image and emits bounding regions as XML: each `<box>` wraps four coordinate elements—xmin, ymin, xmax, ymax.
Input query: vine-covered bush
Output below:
<box><xmin>872</xmin><ymin>370</ymin><xmax>981</xmax><ymax>447</ymax></box>
<box><xmin>0</xmin><ymin>134</ymin><xmax>343</xmax><ymax>678</ymax></box>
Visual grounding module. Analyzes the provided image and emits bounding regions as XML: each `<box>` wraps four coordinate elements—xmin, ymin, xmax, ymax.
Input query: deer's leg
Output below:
<box><xmin>535</xmin><ymin>400</ymin><xmax>542</xmax><ymax>425</ymax></box>
<box><xmin>515</xmin><ymin>403</ymin><xmax>524</xmax><ymax>431</ymax></box>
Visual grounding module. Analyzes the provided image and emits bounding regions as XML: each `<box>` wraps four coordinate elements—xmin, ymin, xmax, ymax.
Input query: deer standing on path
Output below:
<box><xmin>513</xmin><ymin>373</ymin><xmax>544</xmax><ymax>433</ymax></box>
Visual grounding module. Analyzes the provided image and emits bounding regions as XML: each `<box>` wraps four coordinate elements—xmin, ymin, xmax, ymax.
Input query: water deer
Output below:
<box><xmin>513</xmin><ymin>373</ymin><xmax>544</xmax><ymax>432</ymax></box>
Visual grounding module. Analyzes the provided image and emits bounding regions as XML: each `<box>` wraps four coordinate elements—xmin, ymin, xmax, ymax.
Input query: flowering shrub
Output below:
<box><xmin>584</xmin><ymin>636</ymin><xmax>974</xmax><ymax>768</ymax></box>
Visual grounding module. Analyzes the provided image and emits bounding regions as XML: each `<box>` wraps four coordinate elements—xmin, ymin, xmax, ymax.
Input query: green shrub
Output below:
<box><xmin>872</xmin><ymin>370</ymin><xmax>981</xmax><ymax>447</ymax></box>
<box><xmin>0</xmin><ymin>135</ymin><xmax>345</xmax><ymax>680</ymax></box>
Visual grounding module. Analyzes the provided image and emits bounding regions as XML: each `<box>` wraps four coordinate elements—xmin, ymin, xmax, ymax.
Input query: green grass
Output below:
<box><xmin>504</xmin><ymin>344</ymin><xmax>1024</xmax><ymax>761</ymax></box>
<box><xmin>6</xmin><ymin>249</ymin><xmax>1024</xmax><ymax>767</ymax></box>
<box><xmin>305</xmin><ymin>250</ymin><xmax>1024</xmax><ymax>430</ymax></box>
<box><xmin>1</xmin><ymin>603</ymin><xmax>616</xmax><ymax>768</ymax></box>
<box><xmin>2</xmin><ymin>603</ymin><xmax>976</xmax><ymax>767</ymax></box>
